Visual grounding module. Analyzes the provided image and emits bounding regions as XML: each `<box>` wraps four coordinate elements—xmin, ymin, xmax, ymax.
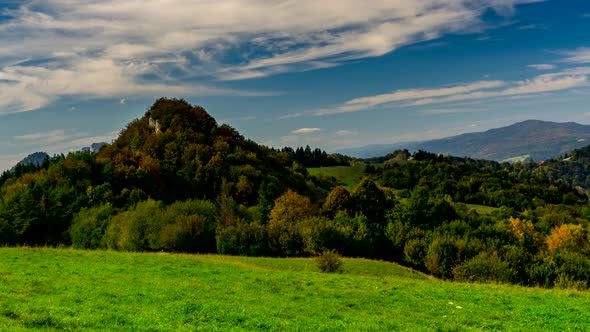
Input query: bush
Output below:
<box><xmin>0</xmin><ymin>217</ymin><xmax>15</xmax><ymax>246</ymax></box>
<box><xmin>69</xmin><ymin>203</ymin><xmax>115</xmax><ymax>249</ymax></box>
<box><xmin>403</xmin><ymin>238</ymin><xmax>428</xmax><ymax>268</ymax></box>
<box><xmin>216</xmin><ymin>222</ymin><xmax>270</xmax><ymax>256</ymax></box>
<box><xmin>425</xmin><ymin>236</ymin><xmax>459</xmax><ymax>279</ymax></box>
<box><xmin>453</xmin><ymin>251</ymin><xmax>514</xmax><ymax>284</ymax></box>
<box><xmin>315</xmin><ymin>249</ymin><xmax>344</xmax><ymax>273</ymax></box>
<box><xmin>552</xmin><ymin>250</ymin><xmax>590</xmax><ymax>290</ymax></box>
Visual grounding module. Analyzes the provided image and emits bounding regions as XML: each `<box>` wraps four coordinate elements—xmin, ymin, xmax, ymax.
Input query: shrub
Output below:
<box><xmin>552</xmin><ymin>249</ymin><xmax>590</xmax><ymax>290</ymax></box>
<box><xmin>216</xmin><ymin>222</ymin><xmax>269</xmax><ymax>256</ymax></box>
<box><xmin>403</xmin><ymin>238</ymin><xmax>428</xmax><ymax>268</ymax></box>
<box><xmin>453</xmin><ymin>251</ymin><xmax>514</xmax><ymax>284</ymax></box>
<box><xmin>425</xmin><ymin>236</ymin><xmax>459</xmax><ymax>279</ymax></box>
<box><xmin>315</xmin><ymin>249</ymin><xmax>344</xmax><ymax>273</ymax></box>
<box><xmin>69</xmin><ymin>203</ymin><xmax>115</xmax><ymax>249</ymax></box>
<box><xmin>0</xmin><ymin>217</ymin><xmax>15</xmax><ymax>246</ymax></box>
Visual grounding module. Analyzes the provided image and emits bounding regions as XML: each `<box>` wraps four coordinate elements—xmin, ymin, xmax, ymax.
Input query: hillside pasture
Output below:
<box><xmin>1</xmin><ymin>248</ymin><xmax>589</xmax><ymax>331</ymax></box>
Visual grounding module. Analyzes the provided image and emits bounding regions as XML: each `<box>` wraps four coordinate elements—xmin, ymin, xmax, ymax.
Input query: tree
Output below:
<box><xmin>268</xmin><ymin>189</ymin><xmax>315</xmax><ymax>255</ymax></box>
<box><xmin>322</xmin><ymin>186</ymin><xmax>352</xmax><ymax>218</ymax></box>
<box><xmin>351</xmin><ymin>178</ymin><xmax>389</xmax><ymax>226</ymax></box>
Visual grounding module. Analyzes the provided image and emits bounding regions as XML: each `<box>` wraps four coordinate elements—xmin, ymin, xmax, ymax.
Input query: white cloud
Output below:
<box><xmin>12</xmin><ymin>129</ymin><xmax>117</xmax><ymax>152</ymax></box>
<box><xmin>14</xmin><ymin>129</ymin><xmax>75</xmax><ymax>144</ymax></box>
<box><xmin>516</xmin><ymin>24</ymin><xmax>547</xmax><ymax>30</ymax></box>
<box><xmin>420</xmin><ymin>108</ymin><xmax>478</xmax><ymax>114</ymax></box>
<box><xmin>562</xmin><ymin>48</ymin><xmax>590</xmax><ymax>64</ymax></box>
<box><xmin>0</xmin><ymin>0</ymin><xmax>540</xmax><ymax>113</ymax></box>
<box><xmin>307</xmin><ymin>67</ymin><xmax>590</xmax><ymax>116</ymax></box>
<box><xmin>291</xmin><ymin>127</ymin><xmax>321</xmax><ymax>134</ymax></box>
<box><xmin>528</xmin><ymin>64</ymin><xmax>555</xmax><ymax>70</ymax></box>
<box><xmin>335</xmin><ymin>130</ymin><xmax>356</xmax><ymax>136</ymax></box>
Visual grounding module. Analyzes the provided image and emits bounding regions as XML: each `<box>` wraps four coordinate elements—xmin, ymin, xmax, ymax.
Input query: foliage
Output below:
<box><xmin>315</xmin><ymin>249</ymin><xmax>344</xmax><ymax>273</ymax></box>
<box><xmin>322</xmin><ymin>186</ymin><xmax>352</xmax><ymax>217</ymax></box>
<box><xmin>2</xmin><ymin>98</ymin><xmax>590</xmax><ymax>289</ymax></box>
<box><xmin>453</xmin><ymin>251</ymin><xmax>514</xmax><ymax>284</ymax></box>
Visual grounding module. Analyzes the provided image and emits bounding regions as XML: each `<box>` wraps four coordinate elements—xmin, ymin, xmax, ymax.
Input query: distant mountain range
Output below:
<box><xmin>11</xmin><ymin>152</ymin><xmax>49</xmax><ymax>171</ymax></box>
<box><xmin>337</xmin><ymin>120</ymin><xmax>590</xmax><ymax>162</ymax></box>
<box><xmin>8</xmin><ymin>142</ymin><xmax>107</xmax><ymax>172</ymax></box>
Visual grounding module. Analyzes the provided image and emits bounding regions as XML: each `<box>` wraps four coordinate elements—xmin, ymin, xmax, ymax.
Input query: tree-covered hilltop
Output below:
<box><xmin>0</xmin><ymin>98</ymin><xmax>336</xmax><ymax>246</ymax></box>
<box><xmin>2</xmin><ymin>98</ymin><xmax>590</xmax><ymax>289</ymax></box>
<box><xmin>527</xmin><ymin>144</ymin><xmax>590</xmax><ymax>190</ymax></box>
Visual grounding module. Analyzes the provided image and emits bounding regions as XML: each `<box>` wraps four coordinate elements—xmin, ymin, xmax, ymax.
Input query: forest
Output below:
<box><xmin>2</xmin><ymin>98</ymin><xmax>590</xmax><ymax>290</ymax></box>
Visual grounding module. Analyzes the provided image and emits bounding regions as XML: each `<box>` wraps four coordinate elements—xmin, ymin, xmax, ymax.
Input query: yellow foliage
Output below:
<box><xmin>508</xmin><ymin>217</ymin><xmax>541</xmax><ymax>245</ymax></box>
<box><xmin>546</xmin><ymin>224</ymin><xmax>586</xmax><ymax>253</ymax></box>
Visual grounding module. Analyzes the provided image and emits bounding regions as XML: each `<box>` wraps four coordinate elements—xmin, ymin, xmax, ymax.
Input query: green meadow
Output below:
<box><xmin>1</xmin><ymin>248</ymin><xmax>589</xmax><ymax>331</ymax></box>
<box><xmin>307</xmin><ymin>164</ymin><xmax>367</xmax><ymax>191</ymax></box>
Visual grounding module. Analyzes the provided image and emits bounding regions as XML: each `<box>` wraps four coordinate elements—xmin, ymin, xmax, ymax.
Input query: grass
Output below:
<box><xmin>308</xmin><ymin>164</ymin><xmax>366</xmax><ymax>191</ymax></box>
<box><xmin>465</xmin><ymin>204</ymin><xmax>499</xmax><ymax>216</ymax></box>
<box><xmin>1</xmin><ymin>248</ymin><xmax>590</xmax><ymax>331</ymax></box>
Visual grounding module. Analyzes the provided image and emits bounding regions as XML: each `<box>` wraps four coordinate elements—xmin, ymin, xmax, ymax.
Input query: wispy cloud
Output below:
<box><xmin>516</xmin><ymin>23</ymin><xmax>548</xmax><ymax>30</ymax></box>
<box><xmin>335</xmin><ymin>130</ymin><xmax>357</xmax><ymax>136</ymax></box>
<box><xmin>291</xmin><ymin>127</ymin><xmax>321</xmax><ymax>134</ymax></box>
<box><xmin>562</xmin><ymin>48</ymin><xmax>590</xmax><ymax>64</ymax></box>
<box><xmin>0</xmin><ymin>0</ymin><xmax>540</xmax><ymax>113</ymax></box>
<box><xmin>14</xmin><ymin>129</ymin><xmax>79</xmax><ymax>144</ymax></box>
<box><xmin>303</xmin><ymin>67</ymin><xmax>590</xmax><ymax>116</ymax></box>
<box><xmin>419</xmin><ymin>108</ymin><xmax>478</xmax><ymax>114</ymax></box>
<box><xmin>528</xmin><ymin>64</ymin><xmax>555</xmax><ymax>70</ymax></box>
<box><xmin>13</xmin><ymin>129</ymin><xmax>117</xmax><ymax>153</ymax></box>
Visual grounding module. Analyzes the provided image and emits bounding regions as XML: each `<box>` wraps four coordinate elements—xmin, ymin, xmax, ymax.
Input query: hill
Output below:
<box><xmin>2</xmin><ymin>98</ymin><xmax>590</xmax><ymax>290</ymax></box>
<box><xmin>531</xmin><ymin>144</ymin><xmax>590</xmax><ymax>190</ymax></box>
<box><xmin>1</xmin><ymin>247</ymin><xmax>589</xmax><ymax>331</ymax></box>
<box><xmin>338</xmin><ymin>120</ymin><xmax>590</xmax><ymax>161</ymax></box>
<box><xmin>10</xmin><ymin>152</ymin><xmax>49</xmax><ymax>171</ymax></box>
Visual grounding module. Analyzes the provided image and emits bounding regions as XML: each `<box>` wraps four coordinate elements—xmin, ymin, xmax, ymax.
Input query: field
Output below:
<box><xmin>1</xmin><ymin>248</ymin><xmax>590</xmax><ymax>331</ymax></box>
<box><xmin>307</xmin><ymin>164</ymin><xmax>367</xmax><ymax>191</ymax></box>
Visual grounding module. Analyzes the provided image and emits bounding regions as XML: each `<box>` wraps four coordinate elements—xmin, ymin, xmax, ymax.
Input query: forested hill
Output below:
<box><xmin>531</xmin><ymin>144</ymin><xmax>590</xmax><ymax>190</ymax></box>
<box><xmin>0</xmin><ymin>98</ymin><xmax>337</xmax><ymax>245</ymax></box>
<box><xmin>2</xmin><ymin>98</ymin><xmax>590</xmax><ymax>290</ymax></box>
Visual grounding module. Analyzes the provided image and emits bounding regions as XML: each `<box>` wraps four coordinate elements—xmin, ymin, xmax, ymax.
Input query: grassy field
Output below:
<box><xmin>1</xmin><ymin>248</ymin><xmax>590</xmax><ymax>331</ymax></box>
<box><xmin>465</xmin><ymin>204</ymin><xmax>499</xmax><ymax>216</ymax></box>
<box><xmin>307</xmin><ymin>164</ymin><xmax>367</xmax><ymax>191</ymax></box>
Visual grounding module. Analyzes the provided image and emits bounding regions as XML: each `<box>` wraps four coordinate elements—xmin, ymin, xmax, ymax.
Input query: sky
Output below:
<box><xmin>1</xmin><ymin>0</ymin><xmax>590</xmax><ymax>171</ymax></box>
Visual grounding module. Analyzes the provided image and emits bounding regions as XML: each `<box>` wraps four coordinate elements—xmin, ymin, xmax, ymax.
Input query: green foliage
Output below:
<box><xmin>453</xmin><ymin>251</ymin><xmax>514</xmax><ymax>284</ymax></box>
<box><xmin>315</xmin><ymin>249</ymin><xmax>344</xmax><ymax>273</ymax></box>
<box><xmin>322</xmin><ymin>186</ymin><xmax>352</xmax><ymax>218</ymax></box>
<box><xmin>69</xmin><ymin>203</ymin><xmax>115</xmax><ymax>249</ymax></box>
<box><xmin>216</xmin><ymin>222</ymin><xmax>270</xmax><ymax>256</ymax></box>
<box><xmin>425</xmin><ymin>236</ymin><xmax>459</xmax><ymax>279</ymax></box>
<box><xmin>351</xmin><ymin>178</ymin><xmax>390</xmax><ymax>226</ymax></box>
<box><xmin>268</xmin><ymin>190</ymin><xmax>315</xmax><ymax>256</ymax></box>
<box><xmin>103</xmin><ymin>199</ymin><xmax>216</xmax><ymax>252</ymax></box>
<box><xmin>552</xmin><ymin>249</ymin><xmax>590</xmax><ymax>290</ymax></box>
<box><xmin>0</xmin><ymin>217</ymin><xmax>14</xmax><ymax>245</ymax></box>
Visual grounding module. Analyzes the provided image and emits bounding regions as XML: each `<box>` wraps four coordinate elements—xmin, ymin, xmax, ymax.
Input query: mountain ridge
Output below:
<box><xmin>336</xmin><ymin>120</ymin><xmax>590</xmax><ymax>161</ymax></box>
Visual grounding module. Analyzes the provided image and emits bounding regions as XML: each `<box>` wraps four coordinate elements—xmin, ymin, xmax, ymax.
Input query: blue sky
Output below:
<box><xmin>1</xmin><ymin>0</ymin><xmax>590</xmax><ymax>171</ymax></box>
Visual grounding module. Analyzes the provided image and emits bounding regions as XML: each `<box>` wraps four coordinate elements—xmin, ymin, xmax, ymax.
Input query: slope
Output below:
<box><xmin>1</xmin><ymin>247</ymin><xmax>589</xmax><ymax>331</ymax></box>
